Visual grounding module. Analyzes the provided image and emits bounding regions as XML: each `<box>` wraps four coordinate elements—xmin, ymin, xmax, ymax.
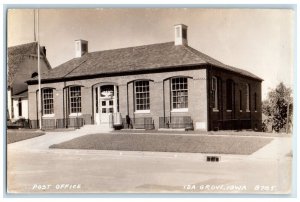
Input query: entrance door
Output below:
<box><xmin>100</xmin><ymin>99</ymin><xmax>114</xmax><ymax>123</ymax></box>
<box><xmin>94</xmin><ymin>84</ymin><xmax>117</xmax><ymax>125</ymax></box>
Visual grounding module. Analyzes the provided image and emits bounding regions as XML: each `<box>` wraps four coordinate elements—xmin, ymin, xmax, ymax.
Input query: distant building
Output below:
<box><xmin>7</xmin><ymin>42</ymin><xmax>51</xmax><ymax>121</ymax></box>
<box><xmin>27</xmin><ymin>24</ymin><xmax>263</xmax><ymax>131</ymax></box>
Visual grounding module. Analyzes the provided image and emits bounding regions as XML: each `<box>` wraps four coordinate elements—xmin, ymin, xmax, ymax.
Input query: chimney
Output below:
<box><xmin>174</xmin><ymin>24</ymin><xmax>188</xmax><ymax>46</ymax></box>
<box><xmin>75</xmin><ymin>39</ymin><xmax>88</xmax><ymax>58</ymax></box>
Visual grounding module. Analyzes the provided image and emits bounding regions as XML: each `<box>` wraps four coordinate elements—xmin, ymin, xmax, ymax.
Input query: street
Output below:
<box><xmin>7</xmin><ymin>133</ymin><xmax>292</xmax><ymax>194</ymax></box>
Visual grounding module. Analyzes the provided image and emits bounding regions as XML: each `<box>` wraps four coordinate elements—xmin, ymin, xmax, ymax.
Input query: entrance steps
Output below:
<box><xmin>78</xmin><ymin>124</ymin><xmax>114</xmax><ymax>133</ymax></box>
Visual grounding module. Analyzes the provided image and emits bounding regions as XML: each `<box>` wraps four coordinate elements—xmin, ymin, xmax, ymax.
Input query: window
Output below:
<box><xmin>42</xmin><ymin>88</ymin><xmax>54</xmax><ymax>115</ymax></box>
<box><xmin>18</xmin><ymin>98</ymin><xmax>22</xmax><ymax>116</ymax></box>
<box><xmin>211</xmin><ymin>77</ymin><xmax>218</xmax><ymax>110</ymax></box>
<box><xmin>171</xmin><ymin>77</ymin><xmax>188</xmax><ymax>109</ymax></box>
<box><xmin>246</xmin><ymin>83</ymin><xmax>250</xmax><ymax>111</ymax></box>
<box><xmin>226</xmin><ymin>80</ymin><xmax>234</xmax><ymax>110</ymax></box>
<box><xmin>95</xmin><ymin>87</ymin><xmax>98</xmax><ymax>113</ymax></box>
<box><xmin>135</xmin><ymin>80</ymin><xmax>150</xmax><ymax>111</ymax></box>
<box><xmin>69</xmin><ymin>86</ymin><xmax>81</xmax><ymax>113</ymax></box>
<box><xmin>239</xmin><ymin>90</ymin><xmax>242</xmax><ymax>111</ymax></box>
<box><xmin>254</xmin><ymin>92</ymin><xmax>257</xmax><ymax>111</ymax></box>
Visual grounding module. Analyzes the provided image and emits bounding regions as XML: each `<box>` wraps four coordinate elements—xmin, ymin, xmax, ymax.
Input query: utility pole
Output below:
<box><xmin>36</xmin><ymin>9</ymin><xmax>42</xmax><ymax>130</ymax></box>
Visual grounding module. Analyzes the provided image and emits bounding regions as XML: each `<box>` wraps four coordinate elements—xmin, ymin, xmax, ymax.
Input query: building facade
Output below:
<box><xmin>27</xmin><ymin>24</ymin><xmax>262</xmax><ymax>131</ymax></box>
<box><xmin>7</xmin><ymin>42</ymin><xmax>51</xmax><ymax>121</ymax></box>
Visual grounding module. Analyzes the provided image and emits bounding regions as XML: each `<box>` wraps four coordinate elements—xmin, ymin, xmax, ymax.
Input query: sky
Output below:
<box><xmin>7</xmin><ymin>8</ymin><xmax>295</xmax><ymax>99</ymax></box>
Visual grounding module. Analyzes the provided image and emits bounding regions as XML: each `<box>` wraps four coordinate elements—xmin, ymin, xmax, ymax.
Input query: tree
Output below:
<box><xmin>262</xmin><ymin>82</ymin><xmax>293</xmax><ymax>133</ymax></box>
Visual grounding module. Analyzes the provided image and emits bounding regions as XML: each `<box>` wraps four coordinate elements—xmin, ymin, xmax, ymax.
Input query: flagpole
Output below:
<box><xmin>37</xmin><ymin>9</ymin><xmax>42</xmax><ymax>130</ymax></box>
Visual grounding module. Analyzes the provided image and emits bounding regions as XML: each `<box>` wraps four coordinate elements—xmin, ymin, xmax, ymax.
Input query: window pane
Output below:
<box><xmin>171</xmin><ymin>77</ymin><xmax>188</xmax><ymax>109</ymax></box>
<box><xmin>69</xmin><ymin>86</ymin><xmax>82</xmax><ymax>113</ymax></box>
<box><xmin>135</xmin><ymin>81</ymin><xmax>150</xmax><ymax>111</ymax></box>
<box><xmin>42</xmin><ymin>88</ymin><xmax>54</xmax><ymax>115</ymax></box>
<box><xmin>226</xmin><ymin>80</ymin><xmax>233</xmax><ymax>110</ymax></box>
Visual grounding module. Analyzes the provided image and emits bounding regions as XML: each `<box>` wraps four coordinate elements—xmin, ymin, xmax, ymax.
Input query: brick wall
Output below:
<box><xmin>208</xmin><ymin>67</ymin><xmax>262</xmax><ymax>131</ymax></box>
<box><xmin>28</xmin><ymin>67</ymin><xmax>208</xmax><ymax>130</ymax></box>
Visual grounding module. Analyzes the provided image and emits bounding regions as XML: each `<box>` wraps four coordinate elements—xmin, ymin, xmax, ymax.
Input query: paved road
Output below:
<box><xmin>7</xmin><ymin>130</ymin><xmax>292</xmax><ymax>194</ymax></box>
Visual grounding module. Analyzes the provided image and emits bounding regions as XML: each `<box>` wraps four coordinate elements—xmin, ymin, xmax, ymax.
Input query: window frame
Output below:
<box><xmin>211</xmin><ymin>76</ymin><xmax>219</xmax><ymax>111</ymax></box>
<box><xmin>171</xmin><ymin>77</ymin><xmax>188</xmax><ymax>112</ymax></box>
<box><xmin>246</xmin><ymin>83</ymin><xmax>250</xmax><ymax>112</ymax></box>
<box><xmin>226</xmin><ymin>79</ymin><xmax>234</xmax><ymax>111</ymax></box>
<box><xmin>239</xmin><ymin>90</ymin><xmax>243</xmax><ymax>112</ymax></box>
<box><xmin>254</xmin><ymin>92</ymin><xmax>257</xmax><ymax>112</ymax></box>
<box><xmin>42</xmin><ymin>88</ymin><xmax>54</xmax><ymax>116</ymax></box>
<box><xmin>69</xmin><ymin>86</ymin><xmax>82</xmax><ymax>115</ymax></box>
<box><xmin>134</xmin><ymin>80</ymin><xmax>150</xmax><ymax>113</ymax></box>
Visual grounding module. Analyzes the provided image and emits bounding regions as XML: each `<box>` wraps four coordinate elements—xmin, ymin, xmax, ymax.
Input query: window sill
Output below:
<box><xmin>254</xmin><ymin>111</ymin><xmax>257</xmax><ymax>113</ymax></box>
<box><xmin>134</xmin><ymin>110</ymin><xmax>150</xmax><ymax>114</ymax></box>
<box><xmin>171</xmin><ymin>108</ymin><xmax>188</xmax><ymax>113</ymax></box>
<box><xmin>226</xmin><ymin>110</ymin><xmax>232</xmax><ymax>112</ymax></box>
<box><xmin>212</xmin><ymin>109</ymin><xmax>219</xmax><ymax>112</ymax></box>
<box><xmin>246</xmin><ymin>110</ymin><xmax>251</xmax><ymax>113</ymax></box>
<box><xmin>69</xmin><ymin>113</ymin><xmax>82</xmax><ymax>117</ymax></box>
<box><xmin>42</xmin><ymin>114</ymin><xmax>55</xmax><ymax>118</ymax></box>
<box><xmin>240</xmin><ymin>110</ymin><xmax>243</xmax><ymax>112</ymax></box>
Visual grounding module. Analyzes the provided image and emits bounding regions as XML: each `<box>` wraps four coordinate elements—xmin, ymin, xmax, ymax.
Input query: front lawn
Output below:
<box><xmin>7</xmin><ymin>130</ymin><xmax>45</xmax><ymax>144</ymax></box>
<box><xmin>50</xmin><ymin>133</ymin><xmax>273</xmax><ymax>155</ymax></box>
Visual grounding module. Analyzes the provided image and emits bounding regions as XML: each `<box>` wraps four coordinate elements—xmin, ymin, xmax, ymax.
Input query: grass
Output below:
<box><xmin>50</xmin><ymin>133</ymin><xmax>273</xmax><ymax>155</ymax></box>
<box><xmin>7</xmin><ymin>129</ymin><xmax>45</xmax><ymax>144</ymax></box>
<box><xmin>115</xmin><ymin>129</ymin><xmax>292</xmax><ymax>137</ymax></box>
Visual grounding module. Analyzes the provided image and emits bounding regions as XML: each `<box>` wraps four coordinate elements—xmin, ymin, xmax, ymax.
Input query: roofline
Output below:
<box><xmin>8</xmin><ymin>42</ymin><xmax>52</xmax><ymax>70</ymax></box>
<box><xmin>27</xmin><ymin>62</ymin><xmax>262</xmax><ymax>85</ymax></box>
<box><xmin>27</xmin><ymin>63</ymin><xmax>208</xmax><ymax>84</ymax></box>
<box><xmin>210</xmin><ymin>64</ymin><xmax>264</xmax><ymax>81</ymax></box>
<box><xmin>8</xmin><ymin>41</ymin><xmax>37</xmax><ymax>49</ymax></box>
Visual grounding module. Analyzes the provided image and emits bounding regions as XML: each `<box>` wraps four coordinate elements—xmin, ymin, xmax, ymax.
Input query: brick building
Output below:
<box><xmin>27</xmin><ymin>24</ymin><xmax>263</xmax><ymax>131</ymax></box>
<box><xmin>8</xmin><ymin>42</ymin><xmax>51</xmax><ymax>121</ymax></box>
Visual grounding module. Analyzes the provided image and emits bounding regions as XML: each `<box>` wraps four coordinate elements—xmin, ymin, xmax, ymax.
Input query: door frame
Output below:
<box><xmin>92</xmin><ymin>82</ymin><xmax>118</xmax><ymax>125</ymax></box>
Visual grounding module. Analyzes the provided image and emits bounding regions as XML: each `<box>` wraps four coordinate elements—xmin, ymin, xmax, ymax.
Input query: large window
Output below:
<box><xmin>239</xmin><ymin>90</ymin><xmax>242</xmax><ymax>111</ymax></box>
<box><xmin>69</xmin><ymin>86</ymin><xmax>82</xmax><ymax>113</ymax></box>
<box><xmin>226</xmin><ymin>79</ymin><xmax>234</xmax><ymax>110</ymax></box>
<box><xmin>211</xmin><ymin>76</ymin><xmax>218</xmax><ymax>110</ymax></box>
<box><xmin>42</xmin><ymin>88</ymin><xmax>54</xmax><ymax>115</ymax></box>
<box><xmin>171</xmin><ymin>77</ymin><xmax>188</xmax><ymax>109</ymax></box>
<box><xmin>135</xmin><ymin>80</ymin><xmax>150</xmax><ymax>111</ymax></box>
<box><xmin>254</xmin><ymin>92</ymin><xmax>257</xmax><ymax>111</ymax></box>
<box><xmin>246</xmin><ymin>83</ymin><xmax>250</xmax><ymax>111</ymax></box>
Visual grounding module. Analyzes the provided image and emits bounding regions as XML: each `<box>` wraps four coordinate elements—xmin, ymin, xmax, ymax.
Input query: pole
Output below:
<box><xmin>37</xmin><ymin>9</ymin><xmax>42</xmax><ymax>130</ymax></box>
<box><xmin>33</xmin><ymin>10</ymin><xmax>36</xmax><ymax>42</ymax></box>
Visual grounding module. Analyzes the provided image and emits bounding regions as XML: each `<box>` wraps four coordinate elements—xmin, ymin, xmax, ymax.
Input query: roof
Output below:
<box><xmin>8</xmin><ymin>42</ymin><xmax>51</xmax><ymax>88</ymax></box>
<box><xmin>30</xmin><ymin>42</ymin><xmax>263</xmax><ymax>83</ymax></box>
<box><xmin>11</xmin><ymin>90</ymin><xmax>28</xmax><ymax>99</ymax></box>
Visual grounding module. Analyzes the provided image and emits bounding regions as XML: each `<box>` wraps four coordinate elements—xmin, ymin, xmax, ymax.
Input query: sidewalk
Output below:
<box><xmin>250</xmin><ymin>137</ymin><xmax>292</xmax><ymax>160</ymax></box>
<box><xmin>7</xmin><ymin>129</ymin><xmax>94</xmax><ymax>151</ymax></box>
<box><xmin>7</xmin><ymin>128</ymin><xmax>292</xmax><ymax>161</ymax></box>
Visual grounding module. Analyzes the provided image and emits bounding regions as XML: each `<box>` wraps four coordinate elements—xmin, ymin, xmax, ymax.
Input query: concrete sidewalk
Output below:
<box><xmin>7</xmin><ymin>129</ymin><xmax>96</xmax><ymax>151</ymax></box>
<box><xmin>250</xmin><ymin>137</ymin><xmax>292</xmax><ymax>160</ymax></box>
<box><xmin>7</xmin><ymin>129</ymin><xmax>292</xmax><ymax>161</ymax></box>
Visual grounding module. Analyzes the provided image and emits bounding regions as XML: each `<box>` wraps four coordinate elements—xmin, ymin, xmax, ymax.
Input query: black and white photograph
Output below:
<box><xmin>5</xmin><ymin>7</ymin><xmax>295</xmax><ymax>195</ymax></box>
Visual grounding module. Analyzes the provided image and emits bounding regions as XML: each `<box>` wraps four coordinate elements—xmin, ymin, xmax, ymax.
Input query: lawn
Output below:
<box><xmin>7</xmin><ymin>129</ymin><xmax>45</xmax><ymax>144</ymax></box>
<box><xmin>50</xmin><ymin>133</ymin><xmax>273</xmax><ymax>155</ymax></box>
